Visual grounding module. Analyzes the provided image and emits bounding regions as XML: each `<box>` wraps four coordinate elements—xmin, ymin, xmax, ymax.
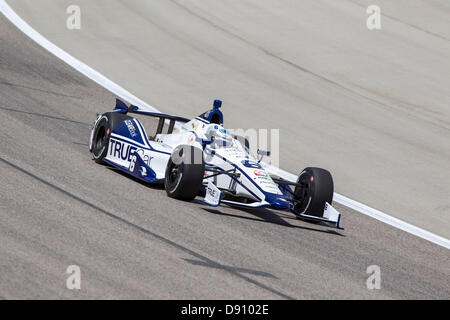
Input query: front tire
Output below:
<box><xmin>293</xmin><ymin>167</ymin><xmax>334</xmax><ymax>218</ymax></box>
<box><xmin>165</xmin><ymin>145</ymin><xmax>205</xmax><ymax>201</ymax></box>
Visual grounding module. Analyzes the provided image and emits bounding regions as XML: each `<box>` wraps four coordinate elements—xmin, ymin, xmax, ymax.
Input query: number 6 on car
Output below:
<box><xmin>129</xmin><ymin>154</ymin><xmax>137</xmax><ymax>172</ymax></box>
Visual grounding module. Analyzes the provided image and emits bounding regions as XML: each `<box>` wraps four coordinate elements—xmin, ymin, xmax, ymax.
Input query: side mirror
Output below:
<box><xmin>257</xmin><ymin>149</ymin><xmax>271</xmax><ymax>156</ymax></box>
<box><xmin>257</xmin><ymin>149</ymin><xmax>270</xmax><ymax>162</ymax></box>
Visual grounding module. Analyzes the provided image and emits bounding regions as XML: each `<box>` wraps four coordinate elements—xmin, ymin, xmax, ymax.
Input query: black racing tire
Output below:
<box><xmin>165</xmin><ymin>145</ymin><xmax>205</xmax><ymax>201</ymax></box>
<box><xmin>91</xmin><ymin>112</ymin><xmax>132</xmax><ymax>163</ymax></box>
<box><xmin>293</xmin><ymin>167</ymin><xmax>334</xmax><ymax>219</ymax></box>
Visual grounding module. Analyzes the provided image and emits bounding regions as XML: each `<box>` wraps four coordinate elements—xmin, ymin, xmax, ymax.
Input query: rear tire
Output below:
<box><xmin>91</xmin><ymin>112</ymin><xmax>132</xmax><ymax>163</ymax></box>
<box><xmin>165</xmin><ymin>145</ymin><xmax>205</xmax><ymax>201</ymax></box>
<box><xmin>293</xmin><ymin>167</ymin><xmax>334</xmax><ymax>219</ymax></box>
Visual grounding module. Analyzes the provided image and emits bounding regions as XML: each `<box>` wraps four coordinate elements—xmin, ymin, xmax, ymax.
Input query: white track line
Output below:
<box><xmin>2</xmin><ymin>0</ymin><xmax>449</xmax><ymax>250</ymax></box>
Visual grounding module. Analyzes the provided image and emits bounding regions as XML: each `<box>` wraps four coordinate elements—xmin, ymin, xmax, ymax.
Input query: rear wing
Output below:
<box><xmin>113</xmin><ymin>98</ymin><xmax>190</xmax><ymax>135</ymax></box>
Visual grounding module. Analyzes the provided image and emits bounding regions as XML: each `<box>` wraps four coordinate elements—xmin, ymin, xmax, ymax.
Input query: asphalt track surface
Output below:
<box><xmin>4</xmin><ymin>0</ymin><xmax>450</xmax><ymax>239</ymax></box>
<box><xmin>0</xmin><ymin>2</ymin><xmax>449</xmax><ymax>299</ymax></box>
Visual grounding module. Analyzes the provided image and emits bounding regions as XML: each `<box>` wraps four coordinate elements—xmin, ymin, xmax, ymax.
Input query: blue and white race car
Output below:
<box><xmin>89</xmin><ymin>99</ymin><xmax>342</xmax><ymax>228</ymax></box>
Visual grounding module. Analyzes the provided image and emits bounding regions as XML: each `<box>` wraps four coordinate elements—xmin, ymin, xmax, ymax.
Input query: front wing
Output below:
<box><xmin>203</xmin><ymin>180</ymin><xmax>342</xmax><ymax>228</ymax></box>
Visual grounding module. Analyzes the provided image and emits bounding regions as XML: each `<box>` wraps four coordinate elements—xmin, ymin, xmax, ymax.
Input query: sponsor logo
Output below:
<box><xmin>253</xmin><ymin>170</ymin><xmax>269</xmax><ymax>178</ymax></box>
<box><xmin>207</xmin><ymin>186</ymin><xmax>216</xmax><ymax>198</ymax></box>
<box><xmin>253</xmin><ymin>169</ymin><xmax>275</xmax><ymax>187</ymax></box>
<box><xmin>140</xmin><ymin>166</ymin><xmax>147</xmax><ymax>177</ymax></box>
<box><xmin>205</xmin><ymin>181</ymin><xmax>221</xmax><ymax>206</ymax></box>
<box><xmin>135</xmin><ymin>149</ymin><xmax>154</xmax><ymax>166</ymax></box>
<box><xmin>124</xmin><ymin>119</ymin><xmax>137</xmax><ymax>137</ymax></box>
<box><xmin>109</xmin><ymin>138</ymin><xmax>137</xmax><ymax>161</ymax></box>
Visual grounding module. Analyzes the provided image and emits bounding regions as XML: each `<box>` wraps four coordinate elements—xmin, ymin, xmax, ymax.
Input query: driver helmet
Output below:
<box><xmin>205</xmin><ymin>124</ymin><xmax>233</xmax><ymax>148</ymax></box>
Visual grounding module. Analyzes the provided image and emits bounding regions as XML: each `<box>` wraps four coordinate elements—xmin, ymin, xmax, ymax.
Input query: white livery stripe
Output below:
<box><xmin>131</xmin><ymin>119</ymin><xmax>149</xmax><ymax>147</ymax></box>
<box><xmin>2</xmin><ymin>0</ymin><xmax>448</xmax><ymax>250</ymax></box>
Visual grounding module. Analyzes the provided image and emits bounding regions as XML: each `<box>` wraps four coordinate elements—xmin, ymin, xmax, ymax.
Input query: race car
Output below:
<box><xmin>89</xmin><ymin>99</ymin><xmax>342</xmax><ymax>228</ymax></box>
